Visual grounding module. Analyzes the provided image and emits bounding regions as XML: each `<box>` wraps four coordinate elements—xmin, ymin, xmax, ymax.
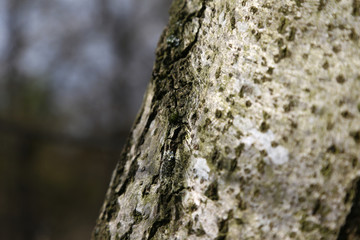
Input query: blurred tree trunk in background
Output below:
<box><xmin>93</xmin><ymin>0</ymin><xmax>360</xmax><ymax>239</ymax></box>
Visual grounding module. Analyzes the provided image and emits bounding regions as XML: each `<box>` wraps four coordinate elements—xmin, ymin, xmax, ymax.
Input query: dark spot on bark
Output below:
<box><xmin>211</xmin><ymin>148</ymin><xmax>220</xmax><ymax>165</ymax></box>
<box><xmin>327</xmin><ymin>23</ymin><xmax>335</xmax><ymax>31</ymax></box>
<box><xmin>336</xmin><ymin>74</ymin><xmax>346</xmax><ymax>84</ymax></box>
<box><xmin>352</xmin><ymin>156</ymin><xmax>358</xmax><ymax>168</ymax></box>
<box><xmin>311</xmin><ymin>105</ymin><xmax>317</xmax><ymax>114</ymax></box>
<box><xmin>290</xmin><ymin>121</ymin><xmax>298</xmax><ymax>129</ymax></box>
<box><xmin>350</xmin><ymin>130</ymin><xmax>360</xmax><ymax>143</ymax></box>
<box><xmin>279</xmin><ymin>5</ymin><xmax>291</xmax><ymax>15</ymax></box>
<box><xmin>327</xmin><ymin>144</ymin><xmax>338</xmax><ymax>154</ymax></box>
<box><xmin>225</xmin><ymin>146</ymin><xmax>231</xmax><ymax>154</ymax></box>
<box><xmin>230</xmin><ymin>158</ymin><xmax>237</xmax><ymax>171</ymax></box>
<box><xmin>253</xmin><ymin>188</ymin><xmax>260</xmax><ymax>198</ymax></box>
<box><xmin>215</xmin><ymin>217</ymin><xmax>230</xmax><ymax>240</ymax></box>
<box><xmin>227</xmin><ymin>111</ymin><xmax>234</xmax><ymax>119</ymax></box>
<box><xmin>267</xmin><ymin>67</ymin><xmax>274</xmax><ymax>75</ymax></box>
<box><xmin>236</xmin><ymin>194</ymin><xmax>247</xmax><ymax>210</ymax></box>
<box><xmin>350</xmin><ymin>28</ymin><xmax>359</xmax><ymax>41</ymax></box>
<box><xmin>312</xmin><ymin>199</ymin><xmax>321</xmax><ymax>215</ymax></box>
<box><xmin>235</xmin><ymin>143</ymin><xmax>245</xmax><ymax>157</ymax></box>
<box><xmin>318</xmin><ymin>0</ymin><xmax>327</xmax><ymax>11</ymax></box>
<box><xmin>261</xmin><ymin>56</ymin><xmax>267</xmax><ymax>66</ymax></box>
<box><xmin>215</xmin><ymin>109</ymin><xmax>223</xmax><ymax>118</ymax></box>
<box><xmin>142</xmin><ymin>183</ymin><xmax>151</xmax><ymax>196</ymax></box>
<box><xmin>245</xmin><ymin>100</ymin><xmax>252</xmax><ymax>107</ymax></box>
<box><xmin>257</xmin><ymin>159</ymin><xmax>266</xmax><ymax>174</ymax></box>
<box><xmin>326</xmin><ymin>121</ymin><xmax>334</xmax><ymax>130</ymax></box>
<box><xmin>287</xmin><ymin>27</ymin><xmax>296</xmax><ymax>41</ymax></box>
<box><xmin>289</xmin><ymin>232</ymin><xmax>297</xmax><ymax>238</ymax></box>
<box><xmin>133</xmin><ymin>209</ymin><xmax>143</xmax><ymax>223</ymax></box>
<box><xmin>274</xmin><ymin>46</ymin><xmax>291</xmax><ymax>63</ymax></box>
<box><xmin>284</xmin><ymin>99</ymin><xmax>297</xmax><ymax>112</ymax></box>
<box><xmin>295</xmin><ymin>0</ymin><xmax>304</xmax><ymax>7</ymax></box>
<box><xmin>205</xmin><ymin>181</ymin><xmax>219</xmax><ymax>201</ymax></box>
<box><xmin>263</xmin><ymin>111</ymin><xmax>271</xmax><ymax>120</ymax></box>
<box><xmin>301</xmin><ymin>219</ymin><xmax>319</xmax><ymax>232</ymax></box>
<box><xmin>231</xmin><ymin>15</ymin><xmax>236</xmax><ymax>30</ymax></box>
<box><xmin>169</xmin><ymin>111</ymin><xmax>181</xmax><ymax>124</ymax></box>
<box><xmin>341</xmin><ymin>110</ymin><xmax>353</xmax><ymax>119</ymax></box>
<box><xmin>261</xmin><ymin>76</ymin><xmax>272</xmax><ymax>82</ymax></box>
<box><xmin>250</xmin><ymin>6</ymin><xmax>258</xmax><ymax>14</ymax></box>
<box><xmin>278</xmin><ymin>17</ymin><xmax>288</xmax><ymax>34</ymax></box>
<box><xmin>260</xmin><ymin>121</ymin><xmax>270</xmax><ymax>132</ymax></box>
<box><xmin>321</xmin><ymin>163</ymin><xmax>333</xmax><ymax>177</ymax></box>
<box><xmin>353</xmin><ymin>0</ymin><xmax>360</xmax><ymax>16</ymax></box>
<box><xmin>253</xmin><ymin>78</ymin><xmax>261</xmax><ymax>84</ymax></box>
<box><xmin>322</xmin><ymin>61</ymin><xmax>329</xmax><ymax>69</ymax></box>
<box><xmin>277</xmin><ymin>38</ymin><xmax>285</xmax><ymax>47</ymax></box>
<box><xmin>255</xmin><ymin>32</ymin><xmax>262</xmax><ymax>41</ymax></box>
<box><xmin>332</xmin><ymin>45</ymin><xmax>341</xmax><ymax>53</ymax></box>
<box><xmin>215</xmin><ymin>67</ymin><xmax>221</xmax><ymax>79</ymax></box>
<box><xmin>225</xmin><ymin>96</ymin><xmax>234</xmax><ymax>105</ymax></box>
<box><xmin>195</xmin><ymin>228</ymin><xmax>206</xmax><ymax>236</ymax></box>
<box><xmin>203</xmin><ymin>118</ymin><xmax>212</xmax><ymax>130</ymax></box>
<box><xmin>239</xmin><ymin>85</ymin><xmax>253</xmax><ymax>97</ymax></box>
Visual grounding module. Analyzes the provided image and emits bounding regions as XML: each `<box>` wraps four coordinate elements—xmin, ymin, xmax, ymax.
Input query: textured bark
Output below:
<box><xmin>93</xmin><ymin>0</ymin><xmax>360</xmax><ymax>239</ymax></box>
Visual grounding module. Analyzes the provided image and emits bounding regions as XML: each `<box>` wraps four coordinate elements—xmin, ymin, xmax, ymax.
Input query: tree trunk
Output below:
<box><xmin>93</xmin><ymin>0</ymin><xmax>360</xmax><ymax>239</ymax></box>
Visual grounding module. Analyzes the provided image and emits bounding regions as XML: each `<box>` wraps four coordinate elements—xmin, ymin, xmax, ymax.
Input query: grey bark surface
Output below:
<box><xmin>93</xmin><ymin>0</ymin><xmax>360</xmax><ymax>239</ymax></box>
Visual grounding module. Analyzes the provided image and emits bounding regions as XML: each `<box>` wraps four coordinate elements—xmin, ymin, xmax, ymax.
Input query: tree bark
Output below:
<box><xmin>93</xmin><ymin>0</ymin><xmax>360</xmax><ymax>239</ymax></box>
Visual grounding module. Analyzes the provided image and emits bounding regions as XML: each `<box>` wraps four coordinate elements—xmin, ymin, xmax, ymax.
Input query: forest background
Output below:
<box><xmin>0</xmin><ymin>0</ymin><xmax>172</xmax><ymax>239</ymax></box>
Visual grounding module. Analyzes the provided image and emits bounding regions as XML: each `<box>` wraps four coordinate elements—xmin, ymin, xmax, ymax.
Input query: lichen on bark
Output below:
<box><xmin>93</xmin><ymin>0</ymin><xmax>360</xmax><ymax>239</ymax></box>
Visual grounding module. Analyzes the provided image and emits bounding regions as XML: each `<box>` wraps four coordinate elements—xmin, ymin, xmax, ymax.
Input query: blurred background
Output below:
<box><xmin>0</xmin><ymin>0</ymin><xmax>171</xmax><ymax>239</ymax></box>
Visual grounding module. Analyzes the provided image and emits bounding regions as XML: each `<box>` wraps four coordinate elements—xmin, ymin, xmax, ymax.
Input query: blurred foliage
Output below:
<box><xmin>0</xmin><ymin>0</ymin><xmax>172</xmax><ymax>239</ymax></box>
<box><xmin>4</xmin><ymin>75</ymin><xmax>54</xmax><ymax>124</ymax></box>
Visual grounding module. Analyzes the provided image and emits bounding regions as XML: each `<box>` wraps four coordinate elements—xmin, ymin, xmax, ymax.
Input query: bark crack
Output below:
<box><xmin>171</xmin><ymin>1</ymin><xmax>207</xmax><ymax>64</ymax></box>
<box><xmin>337</xmin><ymin>177</ymin><xmax>360</xmax><ymax>239</ymax></box>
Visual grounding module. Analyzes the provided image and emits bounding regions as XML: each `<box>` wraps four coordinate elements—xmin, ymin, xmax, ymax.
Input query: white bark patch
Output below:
<box><xmin>218</xmin><ymin>11</ymin><xmax>226</xmax><ymax>27</ymax></box>
<box><xmin>236</xmin><ymin>21</ymin><xmax>249</xmax><ymax>33</ymax></box>
<box><xmin>193</xmin><ymin>157</ymin><xmax>210</xmax><ymax>180</ymax></box>
<box><xmin>242</xmin><ymin>129</ymin><xmax>289</xmax><ymax>165</ymax></box>
<box><xmin>197</xmin><ymin>202</ymin><xmax>219</xmax><ymax>238</ymax></box>
<box><xmin>108</xmin><ymin>221</ymin><xmax>117</xmax><ymax>240</ymax></box>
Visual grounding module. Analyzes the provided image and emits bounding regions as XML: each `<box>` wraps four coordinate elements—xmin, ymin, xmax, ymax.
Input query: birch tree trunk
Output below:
<box><xmin>92</xmin><ymin>0</ymin><xmax>360</xmax><ymax>239</ymax></box>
